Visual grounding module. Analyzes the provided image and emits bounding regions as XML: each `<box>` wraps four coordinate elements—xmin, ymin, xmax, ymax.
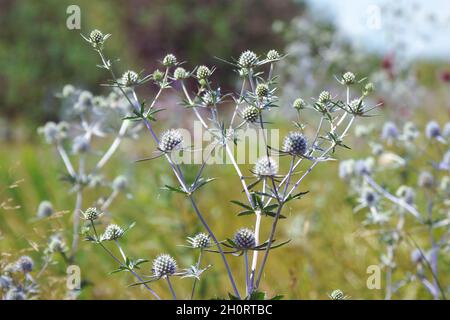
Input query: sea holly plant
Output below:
<box><xmin>37</xmin><ymin>76</ymin><xmax>141</xmax><ymax>262</ymax></box>
<box><xmin>339</xmin><ymin>120</ymin><xmax>450</xmax><ymax>299</ymax></box>
<box><xmin>76</xmin><ymin>29</ymin><xmax>372</xmax><ymax>300</ymax></box>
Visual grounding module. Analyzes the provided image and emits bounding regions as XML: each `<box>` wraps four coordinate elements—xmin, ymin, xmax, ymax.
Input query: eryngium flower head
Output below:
<box><xmin>342</xmin><ymin>72</ymin><xmax>356</xmax><ymax>85</ymax></box>
<box><xmin>121</xmin><ymin>70</ymin><xmax>139</xmax><ymax>87</ymax></box>
<box><xmin>234</xmin><ymin>228</ymin><xmax>256</xmax><ymax>249</ymax></box>
<box><xmin>318</xmin><ymin>91</ymin><xmax>331</xmax><ymax>104</ymax></box>
<box><xmin>47</xmin><ymin>234</ymin><xmax>67</xmax><ymax>254</ymax></box>
<box><xmin>38</xmin><ymin>121</ymin><xmax>68</xmax><ymax>144</ymax></box>
<box><xmin>242</xmin><ymin>105</ymin><xmax>259</xmax><ymax>123</ymax></box>
<box><xmin>255</xmin><ymin>83</ymin><xmax>269</xmax><ymax>98</ymax></box>
<box><xmin>354</xmin><ymin>158</ymin><xmax>374</xmax><ymax>176</ymax></box>
<box><xmin>363</xmin><ymin>82</ymin><xmax>375</xmax><ymax>95</ymax></box>
<box><xmin>254</xmin><ymin>156</ymin><xmax>278</xmax><ymax>177</ymax></box>
<box><xmin>152</xmin><ymin>69</ymin><xmax>164</xmax><ymax>82</ymax></box>
<box><xmin>293</xmin><ymin>98</ymin><xmax>306</xmax><ymax>110</ymax></box>
<box><xmin>381</xmin><ymin>122</ymin><xmax>399</xmax><ymax>142</ymax></box>
<box><xmin>402</xmin><ymin>122</ymin><xmax>419</xmax><ymax>141</ymax></box>
<box><xmin>360</xmin><ymin>188</ymin><xmax>378</xmax><ymax>207</ymax></box>
<box><xmin>162</xmin><ymin>53</ymin><xmax>177</xmax><ymax>67</ymax></box>
<box><xmin>152</xmin><ymin>254</ymin><xmax>177</xmax><ymax>278</ymax></box>
<box><xmin>113</xmin><ymin>175</ymin><xmax>128</xmax><ymax>191</ymax></box>
<box><xmin>72</xmin><ymin>135</ymin><xmax>90</xmax><ymax>154</ymax></box>
<box><xmin>425</xmin><ymin>121</ymin><xmax>441</xmax><ymax>139</ymax></box>
<box><xmin>418</xmin><ymin>171</ymin><xmax>434</xmax><ymax>188</ymax></box>
<box><xmin>196</xmin><ymin>65</ymin><xmax>211</xmax><ymax>79</ymax></box>
<box><xmin>266</xmin><ymin>49</ymin><xmax>281</xmax><ymax>60</ymax></box>
<box><xmin>189</xmin><ymin>233</ymin><xmax>211</xmax><ymax>249</ymax></box>
<box><xmin>174</xmin><ymin>67</ymin><xmax>188</xmax><ymax>80</ymax></box>
<box><xmin>239</xmin><ymin>50</ymin><xmax>258</xmax><ymax>68</ymax></box>
<box><xmin>396</xmin><ymin>186</ymin><xmax>415</xmax><ymax>205</ymax></box>
<box><xmin>282</xmin><ymin>132</ymin><xmax>308</xmax><ymax>156</ymax></box>
<box><xmin>16</xmin><ymin>256</ymin><xmax>33</xmax><ymax>273</ymax></box>
<box><xmin>159</xmin><ymin>129</ymin><xmax>183</xmax><ymax>152</ymax></box>
<box><xmin>339</xmin><ymin>159</ymin><xmax>355</xmax><ymax>180</ymax></box>
<box><xmin>101</xmin><ymin>224</ymin><xmax>124</xmax><ymax>241</ymax></box>
<box><xmin>329</xmin><ymin>289</ymin><xmax>345</xmax><ymax>300</ymax></box>
<box><xmin>89</xmin><ymin>29</ymin><xmax>104</xmax><ymax>44</ymax></box>
<box><xmin>37</xmin><ymin>200</ymin><xmax>54</xmax><ymax>219</ymax></box>
<box><xmin>82</xmin><ymin>207</ymin><xmax>102</xmax><ymax>220</ymax></box>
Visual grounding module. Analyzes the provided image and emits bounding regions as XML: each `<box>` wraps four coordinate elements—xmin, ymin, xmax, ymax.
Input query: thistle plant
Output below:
<box><xmin>340</xmin><ymin>120</ymin><xmax>450</xmax><ymax>299</ymax></box>
<box><xmin>73</xmin><ymin>28</ymin><xmax>371</xmax><ymax>300</ymax></box>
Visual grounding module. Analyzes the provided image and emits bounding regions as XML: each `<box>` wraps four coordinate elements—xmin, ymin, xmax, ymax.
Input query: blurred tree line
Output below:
<box><xmin>0</xmin><ymin>0</ymin><xmax>303</xmax><ymax>123</ymax></box>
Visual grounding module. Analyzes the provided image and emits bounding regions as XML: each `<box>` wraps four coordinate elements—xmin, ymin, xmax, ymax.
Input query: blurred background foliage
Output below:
<box><xmin>0</xmin><ymin>0</ymin><xmax>449</xmax><ymax>299</ymax></box>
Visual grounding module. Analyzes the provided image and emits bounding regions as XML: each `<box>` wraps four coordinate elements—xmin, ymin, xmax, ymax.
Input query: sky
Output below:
<box><xmin>305</xmin><ymin>0</ymin><xmax>450</xmax><ymax>61</ymax></box>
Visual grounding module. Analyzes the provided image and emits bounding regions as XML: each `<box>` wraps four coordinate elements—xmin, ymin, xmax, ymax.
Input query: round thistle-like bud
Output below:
<box><xmin>162</xmin><ymin>53</ymin><xmax>177</xmax><ymax>67</ymax></box>
<box><xmin>234</xmin><ymin>228</ymin><xmax>256</xmax><ymax>249</ymax></box>
<box><xmin>425</xmin><ymin>121</ymin><xmax>441</xmax><ymax>139</ymax></box>
<box><xmin>418</xmin><ymin>171</ymin><xmax>434</xmax><ymax>188</ymax></box>
<box><xmin>196</xmin><ymin>65</ymin><xmax>211</xmax><ymax>79</ymax></box>
<box><xmin>89</xmin><ymin>29</ymin><xmax>104</xmax><ymax>44</ymax></box>
<box><xmin>403</xmin><ymin>121</ymin><xmax>419</xmax><ymax>141</ymax></box>
<box><xmin>201</xmin><ymin>91</ymin><xmax>215</xmax><ymax>106</ymax></box>
<box><xmin>255</xmin><ymin>83</ymin><xmax>269</xmax><ymax>98</ymax></box>
<box><xmin>282</xmin><ymin>131</ymin><xmax>308</xmax><ymax>156</ymax></box>
<box><xmin>354</xmin><ymin>158</ymin><xmax>374</xmax><ymax>176</ymax></box>
<box><xmin>396</xmin><ymin>185</ymin><xmax>415</xmax><ymax>205</ymax></box>
<box><xmin>342</xmin><ymin>72</ymin><xmax>356</xmax><ymax>85</ymax></box>
<box><xmin>318</xmin><ymin>91</ymin><xmax>331</xmax><ymax>104</ymax></box>
<box><xmin>242</xmin><ymin>105</ymin><xmax>259</xmax><ymax>123</ymax></box>
<box><xmin>364</xmin><ymin>82</ymin><xmax>375</xmax><ymax>95</ymax></box>
<box><xmin>381</xmin><ymin>121</ymin><xmax>399</xmax><ymax>142</ymax></box>
<box><xmin>360</xmin><ymin>187</ymin><xmax>378</xmax><ymax>207</ymax></box>
<box><xmin>113</xmin><ymin>175</ymin><xmax>128</xmax><ymax>191</ymax></box>
<box><xmin>293</xmin><ymin>98</ymin><xmax>306</xmax><ymax>110</ymax></box>
<box><xmin>238</xmin><ymin>50</ymin><xmax>258</xmax><ymax>68</ymax></box>
<box><xmin>82</xmin><ymin>207</ymin><xmax>102</xmax><ymax>221</ymax></box>
<box><xmin>330</xmin><ymin>289</ymin><xmax>345</xmax><ymax>300</ymax></box>
<box><xmin>47</xmin><ymin>234</ymin><xmax>67</xmax><ymax>254</ymax></box>
<box><xmin>152</xmin><ymin>254</ymin><xmax>177</xmax><ymax>278</ymax></box>
<box><xmin>152</xmin><ymin>69</ymin><xmax>164</xmax><ymax>82</ymax></box>
<box><xmin>101</xmin><ymin>224</ymin><xmax>124</xmax><ymax>241</ymax></box>
<box><xmin>254</xmin><ymin>156</ymin><xmax>278</xmax><ymax>177</ymax></box>
<box><xmin>159</xmin><ymin>129</ymin><xmax>183</xmax><ymax>152</ymax></box>
<box><xmin>173</xmin><ymin>67</ymin><xmax>188</xmax><ymax>80</ymax></box>
<box><xmin>16</xmin><ymin>256</ymin><xmax>33</xmax><ymax>273</ymax></box>
<box><xmin>36</xmin><ymin>200</ymin><xmax>54</xmax><ymax>219</ymax></box>
<box><xmin>121</xmin><ymin>70</ymin><xmax>139</xmax><ymax>87</ymax></box>
<box><xmin>72</xmin><ymin>135</ymin><xmax>90</xmax><ymax>154</ymax></box>
<box><xmin>191</xmin><ymin>233</ymin><xmax>211</xmax><ymax>249</ymax></box>
<box><xmin>266</xmin><ymin>49</ymin><xmax>281</xmax><ymax>60</ymax></box>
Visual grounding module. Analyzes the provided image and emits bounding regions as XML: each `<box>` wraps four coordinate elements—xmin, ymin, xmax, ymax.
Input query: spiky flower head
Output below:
<box><xmin>364</xmin><ymin>82</ymin><xmax>375</xmax><ymax>95</ymax></box>
<box><xmin>318</xmin><ymin>91</ymin><xmax>331</xmax><ymax>104</ymax></box>
<box><xmin>189</xmin><ymin>233</ymin><xmax>211</xmax><ymax>249</ymax></box>
<box><xmin>403</xmin><ymin>121</ymin><xmax>419</xmax><ymax>141</ymax></box>
<box><xmin>254</xmin><ymin>156</ymin><xmax>278</xmax><ymax>177</ymax></box>
<box><xmin>47</xmin><ymin>234</ymin><xmax>67</xmax><ymax>254</ymax></box>
<box><xmin>162</xmin><ymin>53</ymin><xmax>177</xmax><ymax>67</ymax></box>
<box><xmin>255</xmin><ymin>83</ymin><xmax>269</xmax><ymax>98</ymax></box>
<box><xmin>113</xmin><ymin>175</ymin><xmax>128</xmax><ymax>191</ymax></box>
<box><xmin>266</xmin><ymin>49</ymin><xmax>281</xmax><ymax>60</ymax></box>
<box><xmin>121</xmin><ymin>70</ymin><xmax>139</xmax><ymax>87</ymax></box>
<box><xmin>152</xmin><ymin>254</ymin><xmax>177</xmax><ymax>278</ymax></box>
<box><xmin>82</xmin><ymin>207</ymin><xmax>102</xmax><ymax>221</ymax></box>
<box><xmin>152</xmin><ymin>69</ymin><xmax>164</xmax><ymax>82</ymax></box>
<box><xmin>239</xmin><ymin>50</ymin><xmax>258</xmax><ymax>68</ymax></box>
<box><xmin>201</xmin><ymin>91</ymin><xmax>216</xmax><ymax>106</ymax></box>
<box><xmin>234</xmin><ymin>228</ymin><xmax>256</xmax><ymax>250</ymax></box>
<box><xmin>101</xmin><ymin>224</ymin><xmax>124</xmax><ymax>241</ymax></box>
<box><xmin>329</xmin><ymin>289</ymin><xmax>346</xmax><ymax>300</ymax></box>
<box><xmin>354</xmin><ymin>158</ymin><xmax>374</xmax><ymax>176</ymax></box>
<box><xmin>293</xmin><ymin>98</ymin><xmax>306</xmax><ymax>110</ymax></box>
<box><xmin>173</xmin><ymin>67</ymin><xmax>188</xmax><ymax>80</ymax></box>
<box><xmin>242</xmin><ymin>105</ymin><xmax>260</xmax><ymax>123</ymax></box>
<box><xmin>418</xmin><ymin>171</ymin><xmax>434</xmax><ymax>188</ymax></box>
<box><xmin>342</xmin><ymin>72</ymin><xmax>356</xmax><ymax>85</ymax></box>
<box><xmin>159</xmin><ymin>129</ymin><xmax>184</xmax><ymax>152</ymax></box>
<box><xmin>360</xmin><ymin>187</ymin><xmax>378</xmax><ymax>207</ymax></box>
<box><xmin>89</xmin><ymin>29</ymin><xmax>104</xmax><ymax>44</ymax></box>
<box><xmin>425</xmin><ymin>121</ymin><xmax>441</xmax><ymax>139</ymax></box>
<box><xmin>396</xmin><ymin>186</ymin><xmax>415</xmax><ymax>205</ymax></box>
<box><xmin>37</xmin><ymin>200</ymin><xmax>54</xmax><ymax>219</ymax></box>
<box><xmin>381</xmin><ymin>121</ymin><xmax>399</xmax><ymax>142</ymax></box>
<box><xmin>196</xmin><ymin>65</ymin><xmax>211</xmax><ymax>79</ymax></box>
<box><xmin>38</xmin><ymin>121</ymin><xmax>68</xmax><ymax>144</ymax></box>
<box><xmin>16</xmin><ymin>256</ymin><xmax>33</xmax><ymax>273</ymax></box>
<box><xmin>72</xmin><ymin>135</ymin><xmax>90</xmax><ymax>154</ymax></box>
<box><xmin>282</xmin><ymin>131</ymin><xmax>308</xmax><ymax>156</ymax></box>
